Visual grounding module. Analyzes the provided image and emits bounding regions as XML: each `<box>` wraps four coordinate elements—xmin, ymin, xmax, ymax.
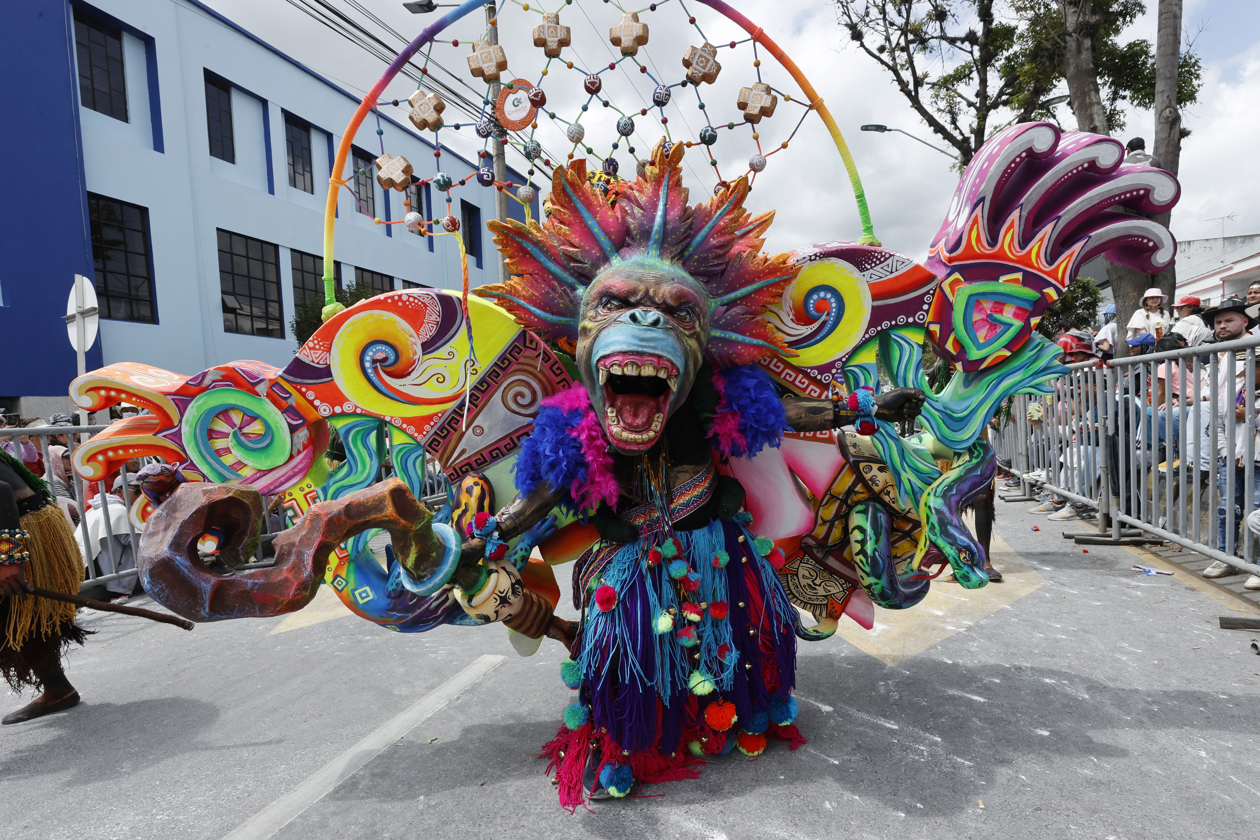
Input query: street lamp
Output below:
<box><xmin>860</xmin><ymin>124</ymin><xmax>957</xmax><ymax>160</ymax></box>
<box><xmin>403</xmin><ymin>1</ymin><xmax>458</xmax><ymax>12</ymax></box>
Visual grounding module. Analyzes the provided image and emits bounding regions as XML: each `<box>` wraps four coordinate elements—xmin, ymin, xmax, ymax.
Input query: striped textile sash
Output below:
<box><xmin>620</xmin><ymin>460</ymin><xmax>716</xmax><ymax>536</ymax></box>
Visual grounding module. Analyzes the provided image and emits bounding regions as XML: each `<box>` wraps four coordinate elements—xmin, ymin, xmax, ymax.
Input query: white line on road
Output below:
<box><xmin>222</xmin><ymin>654</ymin><xmax>506</xmax><ymax>840</ymax></box>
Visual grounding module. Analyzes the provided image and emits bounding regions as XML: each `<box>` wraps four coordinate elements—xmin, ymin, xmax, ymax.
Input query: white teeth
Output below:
<box><xmin>598</xmin><ymin>368</ymin><xmax>609</xmax><ymax>385</ymax></box>
<box><xmin>606</xmin><ymin>406</ymin><xmax>618</xmax><ymax>423</ymax></box>
<box><xmin>641</xmin><ymin>362</ymin><xmax>657</xmax><ymax>377</ymax></box>
<box><xmin>609</xmin><ymin>363</ymin><xmax>624</xmax><ymax>376</ymax></box>
<box><xmin>666</xmin><ymin>375</ymin><xmax>677</xmax><ymax>390</ymax></box>
<box><xmin>623</xmin><ymin>361</ymin><xmax>641</xmax><ymax>376</ymax></box>
<box><xmin>656</xmin><ymin>367</ymin><xmax>669</xmax><ymax>379</ymax></box>
<box><xmin>650</xmin><ymin>412</ymin><xmax>663</xmax><ymax>431</ymax></box>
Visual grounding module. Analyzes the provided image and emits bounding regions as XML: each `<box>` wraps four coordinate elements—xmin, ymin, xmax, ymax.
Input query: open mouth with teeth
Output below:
<box><xmin>596</xmin><ymin>352</ymin><xmax>679</xmax><ymax>451</ymax></box>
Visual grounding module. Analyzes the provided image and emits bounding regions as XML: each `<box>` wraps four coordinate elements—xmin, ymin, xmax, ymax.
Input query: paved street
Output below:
<box><xmin>4</xmin><ymin>502</ymin><xmax>1260</xmax><ymax>840</ymax></box>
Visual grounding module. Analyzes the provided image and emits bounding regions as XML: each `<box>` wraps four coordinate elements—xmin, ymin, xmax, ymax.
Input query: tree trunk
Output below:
<box><xmin>1150</xmin><ymin>0</ymin><xmax>1184</xmax><ymax>301</ymax></box>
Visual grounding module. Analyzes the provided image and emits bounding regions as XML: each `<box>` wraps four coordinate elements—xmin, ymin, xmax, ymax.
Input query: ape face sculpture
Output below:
<box><xmin>578</xmin><ymin>261</ymin><xmax>708</xmax><ymax>453</ymax></box>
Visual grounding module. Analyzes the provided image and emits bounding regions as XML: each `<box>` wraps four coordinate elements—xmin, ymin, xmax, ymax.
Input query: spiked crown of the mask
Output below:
<box><xmin>476</xmin><ymin>141</ymin><xmax>797</xmax><ymax>367</ymax></box>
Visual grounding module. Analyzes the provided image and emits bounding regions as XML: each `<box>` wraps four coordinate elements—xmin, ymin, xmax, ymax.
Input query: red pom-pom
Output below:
<box><xmin>847</xmin><ymin>392</ymin><xmax>860</xmax><ymax>411</ymax></box>
<box><xmin>681</xmin><ymin>604</ymin><xmax>703</xmax><ymax>622</ymax></box>
<box><xmin>488</xmin><ymin>543</ymin><xmax>507</xmax><ymax>561</ymax></box>
<box><xmin>709</xmin><ymin>601</ymin><xmax>729</xmax><ymax>620</ymax></box>
<box><xmin>681</xmin><ymin>573</ymin><xmax>701</xmax><ymax>592</ymax></box>
<box><xmin>647</xmin><ymin>548</ymin><xmax>663</xmax><ymax>566</ymax></box>
<box><xmin>767</xmin><ymin>548</ymin><xmax>786</xmax><ymax>570</ymax></box>
<box><xmin>594</xmin><ymin>585</ymin><xmax>618</xmax><ymax>612</ymax></box>
<box><xmin>856</xmin><ymin>418</ymin><xmax>877</xmax><ymax>435</ymax></box>
<box><xmin>717</xmin><ymin>643</ymin><xmax>732</xmax><ymax>660</ymax></box>
<box><xmin>704</xmin><ymin>700</ymin><xmax>737</xmax><ymax>731</ymax></box>
<box><xmin>473</xmin><ymin>511</ymin><xmax>493</xmax><ymax>531</ymax></box>
<box><xmin>736</xmin><ymin>731</ymin><xmax>768</xmax><ymax>757</ymax></box>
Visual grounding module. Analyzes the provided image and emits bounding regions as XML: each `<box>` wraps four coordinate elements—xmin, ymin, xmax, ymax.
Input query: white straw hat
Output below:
<box><xmin>1141</xmin><ymin>287</ymin><xmax>1166</xmax><ymax>300</ymax></box>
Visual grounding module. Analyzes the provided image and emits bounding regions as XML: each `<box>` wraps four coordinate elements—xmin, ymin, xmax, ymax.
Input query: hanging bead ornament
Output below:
<box><xmin>616</xmin><ymin>116</ymin><xmax>635</xmax><ymax>137</ymax></box>
<box><xmin>652</xmin><ymin>84</ymin><xmax>672</xmax><ymax>107</ymax></box>
<box><xmin>749</xmin><ymin>153</ymin><xmax>767</xmax><ymax>173</ymax></box>
<box><xmin>566</xmin><ymin>122</ymin><xmax>586</xmax><ymax>144</ymax></box>
<box><xmin>583</xmin><ymin>73</ymin><xmax>602</xmax><ymax>95</ymax></box>
<box><xmin>477</xmin><ymin>166</ymin><xmax>495</xmax><ymax>186</ymax></box>
<box><xmin>518</xmin><ymin>184</ymin><xmax>537</xmax><ymax>204</ymax></box>
<box><xmin>433</xmin><ymin>172</ymin><xmax>453</xmax><ymax>191</ymax></box>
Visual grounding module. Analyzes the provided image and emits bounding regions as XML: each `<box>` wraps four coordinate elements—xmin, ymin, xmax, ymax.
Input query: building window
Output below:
<box><xmin>400</xmin><ymin>280</ymin><xmax>422</xmax><ymax>290</ymax></box>
<box><xmin>218</xmin><ymin>230</ymin><xmax>282</xmax><ymax>337</ymax></box>
<box><xmin>291</xmin><ymin>250</ymin><xmax>341</xmax><ymax>310</ymax></box>
<box><xmin>353</xmin><ymin>151</ymin><xmax>376</xmax><ymax>218</ymax></box>
<box><xmin>355</xmin><ymin>267</ymin><xmax>392</xmax><ymax>295</ymax></box>
<box><xmin>87</xmin><ymin>194</ymin><xmax>155</xmax><ymax>323</ymax></box>
<box><xmin>74</xmin><ymin>11</ymin><xmax>128</xmax><ymax>122</ymax></box>
<box><xmin>204</xmin><ymin>72</ymin><xmax>235</xmax><ymax>163</ymax></box>
<box><xmin>461</xmin><ymin>200</ymin><xmax>482</xmax><ymax>269</ymax></box>
<box><xmin>404</xmin><ymin>182</ymin><xmax>425</xmax><ymax>237</ymax></box>
<box><xmin>285</xmin><ymin>116</ymin><xmax>313</xmax><ymax>194</ymax></box>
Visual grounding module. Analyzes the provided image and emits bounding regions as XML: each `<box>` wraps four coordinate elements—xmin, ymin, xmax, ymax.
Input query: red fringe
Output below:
<box><xmin>770</xmin><ymin>722</ymin><xmax>808</xmax><ymax>751</ymax></box>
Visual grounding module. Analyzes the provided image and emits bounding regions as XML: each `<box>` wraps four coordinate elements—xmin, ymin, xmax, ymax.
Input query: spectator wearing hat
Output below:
<box><xmin>1197</xmin><ymin>297</ymin><xmax>1260</xmax><ymax>584</ymax></box>
<box><xmin>1126</xmin><ymin>288</ymin><xmax>1170</xmax><ymax>341</ymax></box>
<box><xmin>1171</xmin><ymin>295</ymin><xmax>1211</xmax><ymax>347</ymax></box>
<box><xmin>1095</xmin><ymin>304</ymin><xmax>1118</xmax><ymax>358</ymax></box>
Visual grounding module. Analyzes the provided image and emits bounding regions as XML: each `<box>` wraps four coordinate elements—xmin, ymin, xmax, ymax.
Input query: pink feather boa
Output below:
<box><xmin>707</xmin><ymin>369</ymin><xmax>747</xmax><ymax>459</ymax></box>
<box><xmin>540</xmin><ymin>384</ymin><xmax>621</xmax><ymax>510</ymax></box>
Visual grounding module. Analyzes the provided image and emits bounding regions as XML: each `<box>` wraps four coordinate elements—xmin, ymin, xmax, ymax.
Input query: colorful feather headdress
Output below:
<box><xmin>476</xmin><ymin>141</ymin><xmax>798</xmax><ymax>368</ymax></box>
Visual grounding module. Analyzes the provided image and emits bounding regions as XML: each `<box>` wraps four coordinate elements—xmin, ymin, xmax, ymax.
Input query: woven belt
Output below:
<box><xmin>620</xmin><ymin>461</ymin><xmax>716</xmax><ymax>536</ymax></box>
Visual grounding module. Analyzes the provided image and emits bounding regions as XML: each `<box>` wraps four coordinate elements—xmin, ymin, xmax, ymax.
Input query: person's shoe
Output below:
<box><xmin>1244</xmin><ymin>575</ymin><xmax>1260</xmax><ymax>591</ymax></box>
<box><xmin>2</xmin><ymin>690</ymin><xmax>80</xmax><ymax>725</ymax></box>
<box><xmin>1028</xmin><ymin>501</ymin><xmax>1063</xmax><ymax>514</ymax></box>
<box><xmin>1048</xmin><ymin>506</ymin><xmax>1088</xmax><ymax>521</ymax></box>
<box><xmin>984</xmin><ymin>565</ymin><xmax>1004</xmax><ymax>583</ymax></box>
<box><xmin>1202</xmin><ymin>560</ymin><xmax>1239</xmax><ymax>579</ymax></box>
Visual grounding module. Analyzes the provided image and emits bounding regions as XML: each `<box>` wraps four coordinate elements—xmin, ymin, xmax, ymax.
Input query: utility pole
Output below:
<box><xmin>1151</xmin><ymin>0</ymin><xmax>1184</xmax><ymax>300</ymax></box>
<box><xmin>486</xmin><ymin>2</ymin><xmax>510</xmax><ymax>284</ymax></box>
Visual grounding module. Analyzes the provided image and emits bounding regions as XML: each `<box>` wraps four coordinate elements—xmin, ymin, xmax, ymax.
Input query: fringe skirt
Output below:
<box><xmin>1</xmin><ymin>502</ymin><xmax>88</xmax><ymax>691</ymax></box>
<box><xmin>543</xmin><ymin>516</ymin><xmax>804</xmax><ymax>809</ymax></box>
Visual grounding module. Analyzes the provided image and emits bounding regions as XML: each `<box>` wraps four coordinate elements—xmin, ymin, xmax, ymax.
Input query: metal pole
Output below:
<box><xmin>74</xmin><ymin>275</ymin><xmax>89</xmax><ymax>426</ymax></box>
<box><xmin>486</xmin><ymin>2</ymin><xmax>510</xmax><ymax>285</ymax></box>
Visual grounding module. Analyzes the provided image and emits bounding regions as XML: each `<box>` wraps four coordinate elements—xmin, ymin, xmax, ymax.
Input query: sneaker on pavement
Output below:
<box><xmin>1202</xmin><ymin>560</ymin><xmax>1238</xmax><ymax>579</ymax></box>
<box><xmin>1028</xmin><ymin>501</ymin><xmax>1062</xmax><ymax>514</ymax></box>
<box><xmin>1048</xmin><ymin>506</ymin><xmax>1088</xmax><ymax>521</ymax></box>
<box><xmin>1244</xmin><ymin>575</ymin><xmax>1260</xmax><ymax>591</ymax></box>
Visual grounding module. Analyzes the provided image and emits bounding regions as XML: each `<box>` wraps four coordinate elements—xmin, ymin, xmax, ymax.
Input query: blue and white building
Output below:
<box><xmin>0</xmin><ymin>0</ymin><xmax>535</xmax><ymax>419</ymax></box>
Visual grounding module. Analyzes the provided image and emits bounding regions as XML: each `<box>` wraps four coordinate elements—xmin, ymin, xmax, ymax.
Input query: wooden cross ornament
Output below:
<box><xmin>407</xmin><ymin>90</ymin><xmax>445</xmax><ymax>132</ymax></box>
<box><xmin>737</xmin><ymin>82</ymin><xmax>778</xmax><ymax>123</ymax></box>
<box><xmin>375</xmin><ymin>155</ymin><xmax>413</xmax><ymax>192</ymax></box>
<box><xmin>682</xmin><ymin>42</ymin><xmax>722</xmax><ymax>85</ymax></box>
<box><xmin>533</xmin><ymin>13</ymin><xmax>571</xmax><ymax>58</ymax></box>
<box><xmin>467</xmin><ymin>40</ymin><xmax>508</xmax><ymax>83</ymax></box>
<box><xmin>609</xmin><ymin>12</ymin><xmax>649</xmax><ymax>56</ymax></box>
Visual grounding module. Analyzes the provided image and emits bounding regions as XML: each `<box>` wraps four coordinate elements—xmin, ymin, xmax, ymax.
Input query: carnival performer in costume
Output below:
<box><xmin>0</xmin><ymin>450</ymin><xmax>88</xmax><ymax>724</ymax></box>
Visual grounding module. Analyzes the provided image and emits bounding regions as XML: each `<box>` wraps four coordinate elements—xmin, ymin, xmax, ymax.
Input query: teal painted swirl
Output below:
<box><xmin>182</xmin><ymin>389</ymin><xmax>291</xmax><ymax>482</ymax></box>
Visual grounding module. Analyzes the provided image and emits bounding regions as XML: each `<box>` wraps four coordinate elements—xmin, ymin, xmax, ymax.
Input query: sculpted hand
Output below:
<box><xmin>875</xmin><ymin>388</ymin><xmax>927</xmax><ymax>422</ymax></box>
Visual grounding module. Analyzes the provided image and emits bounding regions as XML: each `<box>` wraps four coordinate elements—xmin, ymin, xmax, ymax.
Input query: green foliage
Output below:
<box><xmin>1036</xmin><ymin>276</ymin><xmax>1103</xmax><ymax>339</ymax></box>
<box><xmin>290</xmin><ymin>283</ymin><xmax>381</xmax><ymax>347</ymax></box>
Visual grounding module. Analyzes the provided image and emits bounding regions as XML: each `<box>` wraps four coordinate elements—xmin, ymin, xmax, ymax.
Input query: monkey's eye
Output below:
<box><xmin>602</xmin><ymin>296</ymin><xmax>626</xmax><ymax>311</ymax></box>
<box><xmin>675</xmin><ymin>305</ymin><xmax>697</xmax><ymax>324</ymax></box>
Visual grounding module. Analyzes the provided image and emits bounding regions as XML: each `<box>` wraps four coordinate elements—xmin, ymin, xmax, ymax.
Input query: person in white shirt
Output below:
<box><xmin>1126</xmin><ymin>287</ymin><xmax>1170</xmax><ymax>340</ymax></box>
<box><xmin>1170</xmin><ymin>294</ymin><xmax>1211</xmax><ymax>347</ymax></box>
<box><xmin>1095</xmin><ymin>304</ymin><xmax>1118</xmax><ymax>358</ymax></box>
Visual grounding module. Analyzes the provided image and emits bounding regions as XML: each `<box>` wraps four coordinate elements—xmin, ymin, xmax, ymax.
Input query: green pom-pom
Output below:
<box><xmin>660</xmin><ymin>539</ymin><xmax>678</xmax><ymax>559</ymax></box>
<box><xmin>687</xmin><ymin>740</ymin><xmax>705</xmax><ymax>757</ymax></box>
<box><xmin>753</xmin><ymin>536</ymin><xmax>774</xmax><ymax>556</ymax></box>
<box><xmin>655</xmin><ymin>612</ymin><xmax>674</xmax><ymax>634</ymax></box>
<box><xmin>563</xmin><ymin>703</ymin><xmax>589</xmax><ymax>729</ymax></box>
<box><xmin>713</xmin><ymin>550</ymin><xmax>729</xmax><ymax>568</ymax></box>
<box><xmin>559</xmin><ymin>658</ymin><xmax>582</xmax><ymax>689</ymax></box>
<box><xmin>689</xmin><ymin>670</ymin><xmax>716</xmax><ymax>696</ymax></box>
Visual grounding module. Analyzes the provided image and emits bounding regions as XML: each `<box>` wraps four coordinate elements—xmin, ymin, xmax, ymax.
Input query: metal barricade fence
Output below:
<box><xmin>0</xmin><ymin>425</ymin><xmax>453</xmax><ymax>593</ymax></box>
<box><xmin>992</xmin><ymin>335</ymin><xmax>1260</xmax><ymax>578</ymax></box>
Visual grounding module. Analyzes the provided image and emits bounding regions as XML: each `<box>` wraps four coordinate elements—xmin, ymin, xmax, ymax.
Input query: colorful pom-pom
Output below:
<box><xmin>487</xmin><ymin>542</ymin><xmax>508</xmax><ymax>561</ymax></box>
<box><xmin>854</xmin><ymin>386</ymin><xmax>876</xmax><ymax>415</ymax></box>
<box><xmin>709</xmin><ymin>601</ymin><xmax>729</xmax><ymax>620</ymax></box>
<box><xmin>770</xmin><ymin>696</ymin><xmax>798</xmax><ymax>726</ymax></box>
<box><xmin>655</xmin><ymin>612</ymin><xmax>675</xmax><ymax>634</ymax></box>
<box><xmin>472</xmin><ymin>511</ymin><xmax>493</xmax><ymax>532</ymax></box>
<box><xmin>712</xmin><ymin>550</ymin><xmax>729</xmax><ymax>568</ymax></box>
<box><xmin>743</xmin><ymin>709</ymin><xmax>769</xmax><ymax>735</ymax></box>
<box><xmin>668</xmin><ymin>559</ymin><xmax>690</xmax><ymax>580</ymax></box>
<box><xmin>717</xmin><ymin>642</ymin><xmax>732</xmax><ymax>661</ymax></box>
<box><xmin>681</xmin><ymin>603</ymin><xmax>704</xmax><ymax>622</ymax></box>
<box><xmin>563</xmin><ymin>703</ymin><xmax>589</xmax><ymax>729</ymax></box>
<box><xmin>660</xmin><ymin>537</ymin><xmax>680</xmax><ymax>559</ymax></box>
<box><xmin>736</xmin><ymin>730</ymin><xmax>768</xmax><ymax>757</ymax></box>
<box><xmin>599</xmin><ymin>764</ymin><xmax>634</xmax><ymax>798</ymax></box>
<box><xmin>856</xmin><ymin>418</ymin><xmax>877</xmax><ymax>435</ymax></box>
<box><xmin>594</xmin><ymin>584</ymin><xmax>618</xmax><ymax>612</ymax></box>
<box><xmin>753</xmin><ymin>535</ymin><xmax>774</xmax><ymax>556</ymax></box>
<box><xmin>704</xmin><ymin>699</ymin><xmax>738</xmax><ymax>731</ymax></box>
<box><xmin>647</xmin><ymin>548</ymin><xmax>663</xmax><ymax>566</ymax></box>
<box><xmin>687</xmin><ymin>740</ymin><xmax>705</xmax><ymax>757</ymax></box>
<box><xmin>559</xmin><ymin>658</ymin><xmax>582</xmax><ymax>689</ymax></box>
<box><xmin>767</xmin><ymin>547</ymin><xmax>786</xmax><ymax>570</ymax></box>
<box><xmin>681</xmin><ymin>572</ymin><xmax>702</xmax><ymax>592</ymax></box>
<box><xmin>677</xmin><ymin>625</ymin><xmax>698</xmax><ymax>647</ymax></box>
<box><xmin>689</xmin><ymin>670</ymin><xmax>716</xmax><ymax>695</ymax></box>
<box><xmin>847</xmin><ymin>392</ymin><xmax>860</xmax><ymax>412</ymax></box>
<box><xmin>733</xmin><ymin>511</ymin><xmax>753</xmax><ymax>525</ymax></box>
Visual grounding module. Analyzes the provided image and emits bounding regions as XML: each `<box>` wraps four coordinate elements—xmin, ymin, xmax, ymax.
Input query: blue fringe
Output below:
<box><xmin>513</xmin><ymin>402</ymin><xmax>587</xmax><ymax>504</ymax></box>
<box><xmin>719</xmin><ymin>365</ymin><xmax>788</xmax><ymax>457</ymax></box>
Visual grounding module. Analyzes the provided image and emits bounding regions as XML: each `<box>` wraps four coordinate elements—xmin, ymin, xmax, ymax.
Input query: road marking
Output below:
<box><xmin>268</xmin><ymin>585</ymin><xmax>353</xmax><ymax>635</ymax></box>
<box><xmin>222</xmin><ymin>654</ymin><xmax>505</xmax><ymax>840</ymax></box>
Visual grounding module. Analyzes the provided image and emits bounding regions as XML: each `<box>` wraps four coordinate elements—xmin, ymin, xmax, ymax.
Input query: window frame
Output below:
<box><xmin>217</xmin><ymin>229</ymin><xmax>283</xmax><ymax>338</ymax></box>
<box><xmin>204</xmin><ymin>71</ymin><xmax>235</xmax><ymax>164</ymax></box>
<box><xmin>284</xmin><ymin>115</ymin><xmax>314</xmax><ymax>194</ymax></box>
<box><xmin>461</xmin><ymin>199</ymin><xmax>482</xmax><ymax>270</ymax></box>
<box><xmin>291</xmin><ymin>249</ymin><xmax>341</xmax><ymax>311</ymax></box>
<box><xmin>74</xmin><ymin>9</ymin><xmax>129</xmax><ymax>123</ymax></box>
<box><xmin>352</xmin><ymin>150</ymin><xmax>377</xmax><ymax>218</ymax></box>
<box><xmin>354</xmin><ymin>267</ymin><xmax>393</xmax><ymax>296</ymax></box>
<box><xmin>86</xmin><ymin>192</ymin><xmax>157</xmax><ymax>324</ymax></box>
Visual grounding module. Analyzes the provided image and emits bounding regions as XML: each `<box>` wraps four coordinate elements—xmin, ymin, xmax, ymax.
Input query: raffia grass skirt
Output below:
<box><xmin>1</xmin><ymin>503</ymin><xmax>88</xmax><ymax>691</ymax></box>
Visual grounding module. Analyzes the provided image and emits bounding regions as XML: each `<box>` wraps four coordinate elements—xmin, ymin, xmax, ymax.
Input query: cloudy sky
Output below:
<box><xmin>197</xmin><ymin>0</ymin><xmax>1260</xmax><ymax>262</ymax></box>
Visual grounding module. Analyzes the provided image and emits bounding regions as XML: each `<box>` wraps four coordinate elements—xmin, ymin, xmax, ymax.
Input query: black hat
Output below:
<box><xmin>1203</xmin><ymin>296</ymin><xmax>1258</xmax><ymax>329</ymax></box>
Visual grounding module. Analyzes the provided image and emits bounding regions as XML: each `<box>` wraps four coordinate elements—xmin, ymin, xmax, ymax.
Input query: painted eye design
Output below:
<box><xmin>675</xmin><ymin>306</ymin><xmax>696</xmax><ymax>323</ymax></box>
<box><xmin>603</xmin><ymin>296</ymin><xmax>626</xmax><ymax>310</ymax></box>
